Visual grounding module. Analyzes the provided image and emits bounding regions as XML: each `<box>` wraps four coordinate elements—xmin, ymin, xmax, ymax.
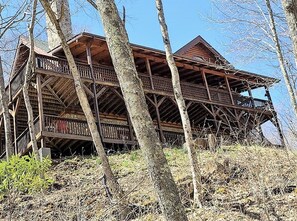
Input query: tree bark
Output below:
<box><xmin>96</xmin><ymin>1</ymin><xmax>188</xmax><ymax>220</ymax></box>
<box><xmin>155</xmin><ymin>0</ymin><xmax>202</xmax><ymax>207</ymax></box>
<box><xmin>265</xmin><ymin>0</ymin><xmax>297</xmax><ymax>136</ymax></box>
<box><xmin>39</xmin><ymin>0</ymin><xmax>129</xmax><ymax>218</ymax></box>
<box><xmin>281</xmin><ymin>0</ymin><xmax>297</xmax><ymax>71</ymax></box>
<box><xmin>23</xmin><ymin>0</ymin><xmax>40</xmax><ymax>158</ymax></box>
<box><xmin>0</xmin><ymin>56</ymin><xmax>13</xmax><ymax>160</ymax></box>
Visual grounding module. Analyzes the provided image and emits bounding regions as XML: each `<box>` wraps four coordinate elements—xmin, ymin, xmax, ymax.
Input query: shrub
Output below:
<box><xmin>0</xmin><ymin>154</ymin><xmax>53</xmax><ymax>198</ymax></box>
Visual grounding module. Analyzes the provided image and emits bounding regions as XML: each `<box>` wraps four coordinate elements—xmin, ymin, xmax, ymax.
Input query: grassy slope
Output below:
<box><xmin>1</xmin><ymin>145</ymin><xmax>297</xmax><ymax>221</ymax></box>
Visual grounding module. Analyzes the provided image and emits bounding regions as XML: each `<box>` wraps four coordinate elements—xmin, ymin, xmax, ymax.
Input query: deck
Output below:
<box><xmin>9</xmin><ymin>55</ymin><xmax>271</xmax><ymax>112</ymax></box>
<box><xmin>14</xmin><ymin>114</ymin><xmax>185</xmax><ymax>154</ymax></box>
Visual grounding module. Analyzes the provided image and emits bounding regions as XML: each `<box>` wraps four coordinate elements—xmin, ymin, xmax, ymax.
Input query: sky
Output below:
<box><xmin>70</xmin><ymin>1</ymin><xmax>217</xmax><ymax>54</ymax></box>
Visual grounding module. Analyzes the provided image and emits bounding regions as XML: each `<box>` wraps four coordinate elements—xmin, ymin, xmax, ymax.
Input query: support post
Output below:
<box><xmin>265</xmin><ymin>86</ymin><xmax>285</xmax><ymax>147</ymax></box>
<box><xmin>86</xmin><ymin>43</ymin><xmax>104</xmax><ymax>141</ymax></box>
<box><xmin>202</xmin><ymin>69</ymin><xmax>212</xmax><ymax>101</ymax></box>
<box><xmin>127</xmin><ymin>112</ymin><xmax>135</xmax><ymax>142</ymax></box>
<box><xmin>36</xmin><ymin>74</ymin><xmax>44</xmax><ymax>132</ymax></box>
<box><xmin>225</xmin><ymin>76</ymin><xmax>234</xmax><ymax>105</ymax></box>
<box><xmin>145</xmin><ymin>58</ymin><xmax>165</xmax><ymax>143</ymax></box>
<box><xmin>247</xmin><ymin>84</ymin><xmax>255</xmax><ymax>108</ymax></box>
<box><xmin>12</xmin><ymin>106</ymin><xmax>17</xmax><ymax>153</ymax></box>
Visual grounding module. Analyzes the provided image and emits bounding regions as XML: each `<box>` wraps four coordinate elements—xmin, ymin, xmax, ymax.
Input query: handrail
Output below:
<box><xmin>15</xmin><ymin>116</ymin><xmax>40</xmax><ymax>142</ymax></box>
<box><xmin>35</xmin><ymin>55</ymin><xmax>269</xmax><ymax>109</ymax></box>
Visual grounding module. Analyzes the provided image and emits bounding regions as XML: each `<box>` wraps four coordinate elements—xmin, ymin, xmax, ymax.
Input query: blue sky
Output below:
<box><xmin>71</xmin><ymin>1</ymin><xmax>217</xmax><ymax>53</ymax></box>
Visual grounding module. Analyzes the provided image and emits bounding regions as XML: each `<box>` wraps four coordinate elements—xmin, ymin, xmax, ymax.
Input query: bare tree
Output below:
<box><xmin>22</xmin><ymin>0</ymin><xmax>40</xmax><ymax>158</ymax></box>
<box><xmin>264</xmin><ymin>0</ymin><xmax>297</xmax><ymax>128</ymax></box>
<box><xmin>0</xmin><ymin>0</ymin><xmax>28</xmax><ymax>159</ymax></box>
<box><xmin>155</xmin><ymin>0</ymin><xmax>202</xmax><ymax>207</ymax></box>
<box><xmin>39</xmin><ymin>0</ymin><xmax>130</xmax><ymax>218</ymax></box>
<box><xmin>281</xmin><ymin>0</ymin><xmax>297</xmax><ymax>69</ymax></box>
<box><xmin>95</xmin><ymin>0</ymin><xmax>188</xmax><ymax>220</ymax></box>
<box><xmin>210</xmin><ymin>0</ymin><xmax>297</xmax><ymax>145</ymax></box>
<box><xmin>0</xmin><ymin>56</ymin><xmax>13</xmax><ymax>159</ymax></box>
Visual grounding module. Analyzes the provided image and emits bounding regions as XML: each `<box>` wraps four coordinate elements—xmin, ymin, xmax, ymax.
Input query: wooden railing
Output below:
<box><xmin>11</xmin><ymin>113</ymin><xmax>187</xmax><ymax>151</ymax></box>
<box><xmin>44</xmin><ymin>115</ymin><xmax>132</xmax><ymax>142</ymax></box>
<box><xmin>163</xmin><ymin>131</ymin><xmax>185</xmax><ymax>146</ymax></box>
<box><xmin>44</xmin><ymin>115</ymin><xmax>91</xmax><ymax>136</ymax></box>
<box><xmin>101</xmin><ymin>123</ymin><xmax>132</xmax><ymax>141</ymax></box>
<box><xmin>35</xmin><ymin>55</ymin><xmax>269</xmax><ymax>110</ymax></box>
<box><xmin>15</xmin><ymin>116</ymin><xmax>40</xmax><ymax>154</ymax></box>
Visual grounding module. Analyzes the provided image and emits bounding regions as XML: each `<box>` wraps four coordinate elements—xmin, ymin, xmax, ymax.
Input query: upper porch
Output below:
<box><xmin>10</xmin><ymin>54</ymin><xmax>273</xmax><ymax>112</ymax></box>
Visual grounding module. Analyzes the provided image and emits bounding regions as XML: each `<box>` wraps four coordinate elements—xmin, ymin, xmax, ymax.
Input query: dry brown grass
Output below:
<box><xmin>0</xmin><ymin>145</ymin><xmax>296</xmax><ymax>220</ymax></box>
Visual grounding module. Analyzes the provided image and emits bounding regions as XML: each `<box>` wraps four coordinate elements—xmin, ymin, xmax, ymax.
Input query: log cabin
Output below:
<box><xmin>0</xmin><ymin>32</ymin><xmax>283</xmax><ymax>158</ymax></box>
<box><xmin>0</xmin><ymin>1</ymin><xmax>284</xmax><ymax>157</ymax></box>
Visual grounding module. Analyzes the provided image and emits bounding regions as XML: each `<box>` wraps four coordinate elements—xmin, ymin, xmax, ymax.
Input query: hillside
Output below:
<box><xmin>1</xmin><ymin>146</ymin><xmax>297</xmax><ymax>221</ymax></box>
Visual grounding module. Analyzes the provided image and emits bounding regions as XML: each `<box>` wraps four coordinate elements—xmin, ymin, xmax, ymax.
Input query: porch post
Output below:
<box><xmin>247</xmin><ymin>84</ymin><xmax>255</xmax><ymax>108</ymax></box>
<box><xmin>265</xmin><ymin>86</ymin><xmax>285</xmax><ymax>147</ymax></box>
<box><xmin>145</xmin><ymin>58</ymin><xmax>165</xmax><ymax>143</ymax></box>
<box><xmin>36</xmin><ymin>74</ymin><xmax>44</xmax><ymax>133</ymax></box>
<box><xmin>12</xmin><ymin>107</ymin><xmax>18</xmax><ymax>153</ymax></box>
<box><xmin>225</xmin><ymin>76</ymin><xmax>234</xmax><ymax>105</ymax></box>
<box><xmin>202</xmin><ymin>69</ymin><xmax>212</xmax><ymax>101</ymax></box>
<box><xmin>86</xmin><ymin>43</ymin><xmax>104</xmax><ymax>141</ymax></box>
<box><xmin>12</xmin><ymin>98</ymin><xmax>21</xmax><ymax>154</ymax></box>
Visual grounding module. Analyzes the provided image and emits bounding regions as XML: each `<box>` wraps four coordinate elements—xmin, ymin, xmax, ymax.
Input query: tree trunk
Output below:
<box><xmin>281</xmin><ymin>0</ymin><xmax>297</xmax><ymax>71</ymax></box>
<box><xmin>265</xmin><ymin>0</ymin><xmax>297</xmax><ymax>137</ymax></box>
<box><xmin>0</xmin><ymin>56</ymin><xmax>13</xmax><ymax>160</ymax></box>
<box><xmin>96</xmin><ymin>1</ymin><xmax>188</xmax><ymax>220</ymax></box>
<box><xmin>23</xmin><ymin>0</ymin><xmax>40</xmax><ymax>158</ymax></box>
<box><xmin>39</xmin><ymin>0</ymin><xmax>129</xmax><ymax>219</ymax></box>
<box><xmin>155</xmin><ymin>0</ymin><xmax>202</xmax><ymax>207</ymax></box>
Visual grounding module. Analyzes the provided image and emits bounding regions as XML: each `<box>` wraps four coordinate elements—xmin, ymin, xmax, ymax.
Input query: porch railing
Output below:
<box><xmin>44</xmin><ymin>115</ymin><xmax>91</xmax><ymax>136</ymax></box>
<box><xmin>12</xmin><ymin>112</ymin><xmax>189</xmax><ymax>152</ymax></box>
<box><xmin>15</xmin><ymin>116</ymin><xmax>40</xmax><ymax>154</ymax></box>
<box><xmin>44</xmin><ymin>115</ymin><xmax>132</xmax><ymax>142</ymax></box>
<box><xmin>35</xmin><ymin>55</ymin><xmax>269</xmax><ymax>110</ymax></box>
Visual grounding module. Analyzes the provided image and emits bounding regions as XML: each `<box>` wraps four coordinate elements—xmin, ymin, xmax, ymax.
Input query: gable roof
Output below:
<box><xmin>9</xmin><ymin>37</ymin><xmax>50</xmax><ymax>80</ymax></box>
<box><xmin>175</xmin><ymin>35</ymin><xmax>230</xmax><ymax>65</ymax></box>
<box><xmin>47</xmin><ymin>32</ymin><xmax>279</xmax><ymax>86</ymax></box>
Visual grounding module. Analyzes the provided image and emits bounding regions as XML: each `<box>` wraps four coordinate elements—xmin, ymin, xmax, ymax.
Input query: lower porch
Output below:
<box><xmin>12</xmin><ymin>114</ymin><xmax>186</xmax><ymax>156</ymax></box>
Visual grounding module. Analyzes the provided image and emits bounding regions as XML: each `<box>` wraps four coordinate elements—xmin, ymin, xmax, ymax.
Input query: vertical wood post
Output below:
<box><xmin>145</xmin><ymin>58</ymin><xmax>165</xmax><ymax>143</ymax></box>
<box><xmin>225</xmin><ymin>76</ymin><xmax>234</xmax><ymax>105</ymax></box>
<box><xmin>202</xmin><ymin>69</ymin><xmax>212</xmax><ymax>101</ymax></box>
<box><xmin>265</xmin><ymin>86</ymin><xmax>285</xmax><ymax>147</ymax></box>
<box><xmin>86</xmin><ymin>43</ymin><xmax>104</xmax><ymax>141</ymax></box>
<box><xmin>127</xmin><ymin>112</ymin><xmax>134</xmax><ymax>142</ymax></box>
<box><xmin>12</xmin><ymin>105</ymin><xmax>18</xmax><ymax>153</ymax></box>
<box><xmin>9</xmin><ymin>80</ymin><xmax>11</xmax><ymax>102</ymax></box>
<box><xmin>247</xmin><ymin>84</ymin><xmax>255</xmax><ymax>108</ymax></box>
<box><xmin>36</xmin><ymin>74</ymin><xmax>44</xmax><ymax>133</ymax></box>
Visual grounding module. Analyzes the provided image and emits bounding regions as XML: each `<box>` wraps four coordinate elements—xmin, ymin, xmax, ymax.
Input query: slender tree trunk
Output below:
<box><xmin>155</xmin><ymin>0</ymin><xmax>202</xmax><ymax>207</ymax></box>
<box><xmin>281</xmin><ymin>0</ymin><xmax>297</xmax><ymax>69</ymax></box>
<box><xmin>265</xmin><ymin>0</ymin><xmax>297</xmax><ymax>125</ymax></box>
<box><xmin>282</xmin><ymin>2</ymin><xmax>297</xmax><ymax>145</ymax></box>
<box><xmin>96</xmin><ymin>1</ymin><xmax>188</xmax><ymax>220</ymax></box>
<box><xmin>39</xmin><ymin>0</ymin><xmax>130</xmax><ymax>218</ymax></box>
<box><xmin>0</xmin><ymin>56</ymin><xmax>13</xmax><ymax>160</ymax></box>
<box><xmin>23</xmin><ymin>0</ymin><xmax>40</xmax><ymax>158</ymax></box>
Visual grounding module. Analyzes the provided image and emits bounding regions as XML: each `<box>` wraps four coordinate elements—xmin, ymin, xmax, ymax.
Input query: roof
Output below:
<box><xmin>54</xmin><ymin>32</ymin><xmax>278</xmax><ymax>85</ymax></box>
<box><xmin>19</xmin><ymin>31</ymin><xmax>278</xmax><ymax>86</ymax></box>
<box><xmin>175</xmin><ymin>35</ymin><xmax>231</xmax><ymax>65</ymax></box>
<box><xmin>19</xmin><ymin>36</ymin><xmax>49</xmax><ymax>55</ymax></box>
